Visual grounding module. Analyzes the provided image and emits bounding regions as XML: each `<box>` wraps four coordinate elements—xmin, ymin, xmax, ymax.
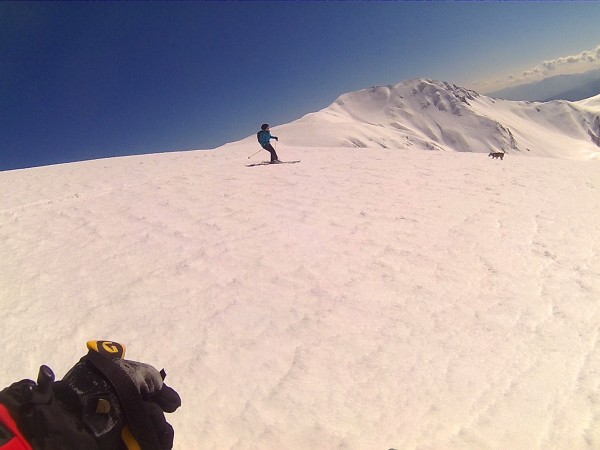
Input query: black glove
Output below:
<box><xmin>0</xmin><ymin>341</ymin><xmax>181</xmax><ymax>450</ymax></box>
<box><xmin>110</xmin><ymin>359</ymin><xmax>181</xmax><ymax>449</ymax></box>
<box><xmin>0</xmin><ymin>365</ymin><xmax>99</xmax><ymax>449</ymax></box>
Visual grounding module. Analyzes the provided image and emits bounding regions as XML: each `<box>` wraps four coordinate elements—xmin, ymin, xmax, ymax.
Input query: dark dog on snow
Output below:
<box><xmin>488</xmin><ymin>152</ymin><xmax>505</xmax><ymax>160</ymax></box>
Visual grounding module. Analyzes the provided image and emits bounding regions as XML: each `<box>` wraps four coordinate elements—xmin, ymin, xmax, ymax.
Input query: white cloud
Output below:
<box><xmin>474</xmin><ymin>44</ymin><xmax>600</xmax><ymax>93</ymax></box>
<box><xmin>524</xmin><ymin>44</ymin><xmax>600</xmax><ymax>78</ymax></box>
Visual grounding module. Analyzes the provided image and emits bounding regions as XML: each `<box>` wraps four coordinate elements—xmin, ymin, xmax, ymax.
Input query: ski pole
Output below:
<box><xmin>247</xmin><ymin>148</ymin><xmax>263</xmax><ymax>159</ymax></box>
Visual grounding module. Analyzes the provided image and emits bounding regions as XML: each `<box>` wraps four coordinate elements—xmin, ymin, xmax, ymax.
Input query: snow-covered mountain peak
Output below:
<box><xmin>398</xmin><ymin>78</ymin><xmax>479</xmax><ymax>103</ymax></box>
<box><xmin>271</xmin><ymin>78</ymin><xmax>600</xmax><ymax>160</ymax></box>
<box><xmin>332</xmin><ymin>78</ymin><xmax>480</xmax><ymax>119</ymax></box>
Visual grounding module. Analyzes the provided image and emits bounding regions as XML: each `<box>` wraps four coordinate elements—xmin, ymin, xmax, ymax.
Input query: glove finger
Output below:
<box><xmin>144</xmin><ymin>402</ymin><xmax>175</xmax><ymax>450</ymax></box>
<box><xmin>152</xmin><ymin>383</ymin><xmax>181</xmax><ymax>413</ymax></box>
<box><xmin>114</xmin><ymin>359</ymin><xmax>163</xmax><ymax>396</ymax></box>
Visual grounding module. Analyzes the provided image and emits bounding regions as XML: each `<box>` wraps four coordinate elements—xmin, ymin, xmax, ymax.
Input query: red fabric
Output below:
<box><xmin>0</xmin><ymin>404</ymin><xmax>32</xmax><ymax>450</ymax></box>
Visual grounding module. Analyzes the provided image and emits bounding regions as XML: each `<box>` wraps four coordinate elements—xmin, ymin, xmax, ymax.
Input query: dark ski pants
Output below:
<box><xmin>263</xmin><ymin>144</ymin><xmax>279</xmax><ymax>162</ymax></box>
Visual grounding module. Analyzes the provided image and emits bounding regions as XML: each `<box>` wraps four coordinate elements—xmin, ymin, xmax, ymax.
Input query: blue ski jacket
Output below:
<box><xmin>259</xmin><ymin>130</ymin><xmax>278</xmax><ymax>148</ymax></box>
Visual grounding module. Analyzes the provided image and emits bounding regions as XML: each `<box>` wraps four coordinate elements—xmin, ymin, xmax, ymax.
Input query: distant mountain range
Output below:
<box><xmin>487</xmin><ymin>68</ymin><xmax>600</xmax><ymax>102</ymax></box>
<box><xmin>255</xmin><ymin>78</ymin><xmax>600</xmax><ymax>160</ymax></box>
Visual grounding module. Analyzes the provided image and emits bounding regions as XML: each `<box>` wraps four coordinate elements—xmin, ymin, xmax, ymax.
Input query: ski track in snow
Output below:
<box><xmin>1</xmin><ymin>145</ymin><xmax>599</xmax><ymax>449</ymax></box>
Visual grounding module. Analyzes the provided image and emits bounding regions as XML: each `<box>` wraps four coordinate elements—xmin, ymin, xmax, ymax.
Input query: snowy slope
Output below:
<box><xmin>1</xmin><ymin>141</ymin><xmax>600</xmax><ymax>449</ymax></box>
<box><xmin>248</xmin><ymin>79</ymin><xmax>600</xmax><ymax>161</ymax></box>
<box><xmin>576</xmin><ymin>92</ymin><xmax>600</xmax><ymax>109</ymax></box>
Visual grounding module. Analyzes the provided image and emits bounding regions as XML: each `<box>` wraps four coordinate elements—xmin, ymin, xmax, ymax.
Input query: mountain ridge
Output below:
<box><xmin>253</xmin><ymin>78</ymin><xmax>600</xmax><ymax>161</ymax></box>
<box><xmin>544</xmin><ymin>77</ymin><xmax>600</xmax><ymax>102</ymax></box>
<box><xmin>487</xmin><ymin>68</ymin><xmax>600</xmax><ymax>102</ymax></box>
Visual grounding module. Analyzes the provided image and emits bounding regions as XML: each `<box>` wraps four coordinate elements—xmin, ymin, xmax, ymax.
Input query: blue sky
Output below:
<box><xmin>2</xmin><ymin>1</ymin><xmax>600</xmax><ymax>171</ymax></box>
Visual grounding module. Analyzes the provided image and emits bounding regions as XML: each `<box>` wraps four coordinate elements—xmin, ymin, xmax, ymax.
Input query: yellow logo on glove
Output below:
<box><xmin>86</xmin><ymin>340</ymin><xmax>126</xmax><ymax>359</ymax></box>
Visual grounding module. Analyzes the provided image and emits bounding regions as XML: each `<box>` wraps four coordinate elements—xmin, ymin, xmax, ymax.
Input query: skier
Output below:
<box><xmin>0</xmin><ymin>340</ymin><xmax>181</xmax><ymax>450</ymax></box>
<box><xmin>257</xmin><ymin>124</ymin><xmax>280</xmax><ymax>163</ymax></box>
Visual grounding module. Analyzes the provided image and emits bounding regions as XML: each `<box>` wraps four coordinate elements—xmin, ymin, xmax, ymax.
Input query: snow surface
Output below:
<box><xmin>1</xmin><ymin>79</ymin><xmax>600</xmax><ymax>449</ymax></box>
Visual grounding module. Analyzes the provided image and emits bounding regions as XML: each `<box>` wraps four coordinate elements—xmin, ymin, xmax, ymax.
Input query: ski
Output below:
<box><xmin>246</xmin><ymin>160</ymin><xmax>300</xmax><ymax>167</ymax></box>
